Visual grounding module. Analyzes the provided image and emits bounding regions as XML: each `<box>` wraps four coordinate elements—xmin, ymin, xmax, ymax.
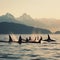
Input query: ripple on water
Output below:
<box><xmin>29</xmin><ymin>54</ymin><xmax>39</xmax><ymax>57</ymax></box>
<box><xmin>0</xmin><ymin>53</ymin><xmax>21</xmax><ymax>59</ymax></box>
<box><xmin>54</xmin><ymin>55</ymin><xmax>60</xmax><ymax>58</ymax></box>
<box><xmin>41</xmin><ymin>48</ymin><xmax>49</xmax><ymax>50</ymax></box>
<box><xmin>31</xmin><ymin>57</ymin><xmax>47</xmax><ymax>60</ymax></box>
<box><xmin>22</xmin><ymin>49</ymin><xmax>31</xmax><ymax>51</ymax></box>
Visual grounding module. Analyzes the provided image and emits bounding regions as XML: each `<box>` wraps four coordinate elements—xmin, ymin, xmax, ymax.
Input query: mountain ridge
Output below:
<box><xmin>0</xmin><ymin>13</ymin><xmax>60</xmax><ymax>33</ymax></box>
<box><xmin>0</xmin><ymin>22</ymin><xmax>51</xmax><ymax>34</ymax></box>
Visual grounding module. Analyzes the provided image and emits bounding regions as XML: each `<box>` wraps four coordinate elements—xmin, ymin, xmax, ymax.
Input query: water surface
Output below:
<box><xmin>0</xmin><ymin>34</ymin><xmax>60</xmax><ymax>60</ymax></box>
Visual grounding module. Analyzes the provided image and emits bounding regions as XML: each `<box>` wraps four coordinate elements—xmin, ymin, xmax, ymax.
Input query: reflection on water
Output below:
<box><xmin>0</xmin><ymin>34</ymin><xmax>60</xmax><ymax>60</ymax></box>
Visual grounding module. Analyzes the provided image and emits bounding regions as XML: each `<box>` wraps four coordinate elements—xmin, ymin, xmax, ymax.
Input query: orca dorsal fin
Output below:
<box><xmin>9</xmin><ymin>35</ymin><xmax>13</xmax><ymax>42</ymax></box>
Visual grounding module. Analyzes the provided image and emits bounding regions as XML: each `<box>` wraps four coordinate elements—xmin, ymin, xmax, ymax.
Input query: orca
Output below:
<box><xmin>43</xmin><ymin>34</ymin><xmax>56</xmax><ymax>42</ymax></box>
<box><xmin>0</xmin><ymin>35</ymin><xmax>13</xmax><ymax>43</ymax></box>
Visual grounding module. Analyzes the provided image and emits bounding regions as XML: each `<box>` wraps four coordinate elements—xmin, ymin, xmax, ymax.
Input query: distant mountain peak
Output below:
<box><xmin>19</xmin><ymin>13</ymin><xmax>33</xmax><ymax>20</ymax></box>
<box><xmin>5</xmin><ymin>12</ymin><xmax>14</xmax><ymax>18</ymax></box>
<box><xmin>6</xmin><ymin>12</ymin><xmax>11</xmax><ymax>15</ymax></box>
<box><xmin>0</xmin><ymin>13</ymin><xmax>16</xmax><ymax>23</ymax></box>
<box><xmin>22</xmin><ymin>13</ymin><xmax>28</xmax><ymax>16</ymax></box>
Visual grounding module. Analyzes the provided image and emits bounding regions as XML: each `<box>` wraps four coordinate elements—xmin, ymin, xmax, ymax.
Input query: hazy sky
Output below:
<box><xmin>0</xmin><ymin>0</ymin><xmax>60</xmax><ymax>19</ymax></box>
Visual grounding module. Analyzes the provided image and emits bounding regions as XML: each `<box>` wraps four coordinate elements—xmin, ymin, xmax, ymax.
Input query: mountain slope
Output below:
<box><xmin>0</xmin><ymin>22</ymin><xmax>51</xmax><ymax>34</ymax></box>
<box><xmin>17</xmin><ymin>13</ymin><xmax>36</xmax><ymax>26</ymax></box>
<box><xmin>55</xmin><ymin>31</ymin><xmax>60</xmax><ymax>34</ymax></box>
<box><xmin>0</xmin><ymin>13</ymin><xmax>18</xmax><ymax>23</ymax></box>
<box><xmin>0</xmin><ymin>13</ymin><xmax>60</xmax><ymax>33</ymax></box>
<box><xmin>17</xmin><ymin>13</ymin><xmax>60</xmax><ymax>32</ymax></box>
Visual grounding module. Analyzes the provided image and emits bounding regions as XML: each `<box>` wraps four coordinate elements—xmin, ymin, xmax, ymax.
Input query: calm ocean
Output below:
<box><xmin>0</xmin><ymin>34</ymin><xmax>60</xmax><ymax>60</ymax></box>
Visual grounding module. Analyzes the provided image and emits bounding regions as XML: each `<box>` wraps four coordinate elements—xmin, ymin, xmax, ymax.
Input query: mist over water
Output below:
<box><xmin>0</xmin><ymin>34</ymin><xmax>60</xmax><ymax>60</ymax></box>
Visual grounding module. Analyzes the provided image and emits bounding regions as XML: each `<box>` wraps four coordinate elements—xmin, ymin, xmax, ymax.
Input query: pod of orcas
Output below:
<box><xmin>0</xmin><ymin>34</ymin><xmax>56</xmax><ymax>44</ymax></box>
